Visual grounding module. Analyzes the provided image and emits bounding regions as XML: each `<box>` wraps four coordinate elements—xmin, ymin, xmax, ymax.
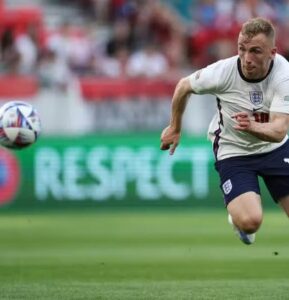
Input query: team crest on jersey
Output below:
<box><xmin>249</xmin><ymin>91</ymin><xmax>263</xmax><ymax>105</ymax></box>
<box><xmin>222</xmin><ymin>179</ymin><xmax>232</xmax><ymax>195</ymax></box>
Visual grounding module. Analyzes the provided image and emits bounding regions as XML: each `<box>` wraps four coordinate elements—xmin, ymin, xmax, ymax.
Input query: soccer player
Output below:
<box><xmin>160</xmin><ymin>17</ymin><xmax>289</xmax><ymax>245</ymax></box>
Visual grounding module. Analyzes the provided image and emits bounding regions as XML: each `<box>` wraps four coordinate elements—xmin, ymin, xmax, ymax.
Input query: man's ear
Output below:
<box><xmin>271</xmin><ymin>47</ymin><xmax>277</xmax><ymax>58</ymax></box>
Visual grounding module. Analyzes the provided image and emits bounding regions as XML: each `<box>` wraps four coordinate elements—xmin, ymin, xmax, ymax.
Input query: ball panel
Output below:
<box><xmin>3</xmin><ymin>127</ymin><xmax>20</xmax><ymax>142</ymax></box>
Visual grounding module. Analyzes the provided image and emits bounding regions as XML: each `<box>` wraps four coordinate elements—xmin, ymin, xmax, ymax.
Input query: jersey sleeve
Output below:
<box><xmin>188</xmin><ymin>60</ymin><xmax>227</xmax><ymax>94</ymax></box>
<box><xmin>270</xmin><ymin>79</ymin><xmax>289</xmax><ymax>114</ymax></box>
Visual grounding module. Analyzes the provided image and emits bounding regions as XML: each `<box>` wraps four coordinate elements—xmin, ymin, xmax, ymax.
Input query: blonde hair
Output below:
<box><xmin>241</xmin><ymin>17</ymin><xmax>275</xmax><ymax>43</ymax></box>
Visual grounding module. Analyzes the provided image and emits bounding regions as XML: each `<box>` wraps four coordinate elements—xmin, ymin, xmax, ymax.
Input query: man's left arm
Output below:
<box><xmin>232</xmin><ymin>111</ymin><xmax>289</xmax><ymax>142</ymax></box>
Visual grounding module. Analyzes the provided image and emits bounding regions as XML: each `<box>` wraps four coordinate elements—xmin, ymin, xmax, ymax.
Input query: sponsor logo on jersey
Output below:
<box><xmin>284</xmin><ymin>158</ymin><xmax>289</xmax><ymax>164</ymax></box>
<box><xmin>249</xmin><ymin>91</ymin><xmax>263</xmax><ymax>105</ymax></box>
<box><xmin>222</xmin><ymin>179</ymin><xmax>232</xmax><ymax>195</ymax></box>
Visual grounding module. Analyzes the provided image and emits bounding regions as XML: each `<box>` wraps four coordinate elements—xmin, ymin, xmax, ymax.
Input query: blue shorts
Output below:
<box><xmin>215</xmin><ymin>140</ymin><xmax>289</xmax><ymax>206</ymax></box>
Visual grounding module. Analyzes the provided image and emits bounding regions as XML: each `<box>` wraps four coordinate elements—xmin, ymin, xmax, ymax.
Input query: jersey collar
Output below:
<box><xmin>237</xmin><ymin>58</ymin><xmax>274</xmax><ymax>83</ymax></box>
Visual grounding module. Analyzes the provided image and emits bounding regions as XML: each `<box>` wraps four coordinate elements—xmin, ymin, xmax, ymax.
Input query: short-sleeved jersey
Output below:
<box><xmin>189</xmin><ymin>54</ymin><xmax>289</xmax><ymax>160</ymax></box>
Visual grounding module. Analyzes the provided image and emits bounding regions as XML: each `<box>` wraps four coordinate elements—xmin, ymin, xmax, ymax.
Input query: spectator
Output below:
<box><xmin>106</xmin><ymin>18</ymin><xmax>134</xmax><ymax>57</ymax></box>
<box><xmin>126</xmin><ymin>43</ymin><xmax>168</xmax><ymax>78</ymax></box>
<box><xmin>96</xmin><ymin>46</ymin><xmax>129</xmax><ymax>78</ymax></box>
<box><xmin>193</xmin><ymin>0</ymin><xmax>218</xmax><ymax>28</ymax></box>
<box><xmin>234</xmin><ymin>0</ymin><xmax>276</xmax><ymax>24</ymax></box>
<box><xmin>66</xmin><ymin>27</ymin><xmax>95</xmax><ymax>75</ymax></box>
<box><xmin>15</xmin><ymin>24</ymin><xmax>40</xmax><ymax>74</ymax></box>
<box><xmin>46</xmin><ymin>22</ymin><xmax>95</xmax><ymax>76</ymax></box>
<box><xmin>45</xmin><ymin>21</ymin><xmax>72</xmax><ymax>62</ymax></box>
<box><xmin>0</xmin><ymin>27</ymin><xmax>20</xmax><ymax>74</ymax></box>
<box><xmin>37</xmin><ymin>48</ymin><xmax>72</xmax><ymax>91</ymax></box>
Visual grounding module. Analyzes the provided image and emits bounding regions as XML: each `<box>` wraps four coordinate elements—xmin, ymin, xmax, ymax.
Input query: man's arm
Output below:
<box><xmin>160</xmin><ymin>77</ymin><xmax>194</xmax><ymax>155</ymax></box>
<box><xmin>232</xmin><ymin>111</ymin><xmax>289</xmax><ymax>142</ymax></box>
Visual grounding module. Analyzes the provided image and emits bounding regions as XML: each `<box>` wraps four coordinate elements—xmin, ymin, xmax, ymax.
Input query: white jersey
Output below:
<box><xmin>189</xmin><ymin>54</ymin><xmax>289</xmax><ymax>160</ymax></box>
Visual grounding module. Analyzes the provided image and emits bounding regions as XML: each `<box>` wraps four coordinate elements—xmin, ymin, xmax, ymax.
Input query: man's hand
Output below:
<box><xmin>232</xmin><ymin>112</ymin><xmax>255</xmax><ymax>131</ymax></box>
<box><xmin>160</xmin><ymin>126</ymin><xmax>180</xmax><ymax>155</ymax></box>
<box><xmin>232</xmin><ymin>111</ymin><xmax>289</xmax><ymax>142</ymax></box>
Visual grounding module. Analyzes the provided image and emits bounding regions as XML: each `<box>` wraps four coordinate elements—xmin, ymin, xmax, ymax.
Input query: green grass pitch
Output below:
<box><xmin>0</xmin><ymin>209</ymin><xmax>288</xmax><ymax>299</ymax></box>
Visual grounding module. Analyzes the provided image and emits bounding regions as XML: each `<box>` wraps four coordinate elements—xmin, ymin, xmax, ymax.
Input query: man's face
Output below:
<box><xmin>238</xmin><ymin>33</ymin><xmax>276</xmax><ymax>80</ymax></box>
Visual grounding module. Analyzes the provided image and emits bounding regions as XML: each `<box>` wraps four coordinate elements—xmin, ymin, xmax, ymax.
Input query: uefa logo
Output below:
<box><xmin>0</xmin><ymin>148</ymin><xmax>20</xmax><ymax>206</ymax></box>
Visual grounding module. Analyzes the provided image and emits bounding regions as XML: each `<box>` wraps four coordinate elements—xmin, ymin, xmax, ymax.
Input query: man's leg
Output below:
<box><xmin>227</xmin><ymin>191</ymin><xmax>263</xmax><ymax>234</ymax></box>
<box><xmin>279</xmin><ymin>195</ymin><xmax>289</xmax><ymax>217</ymax></box>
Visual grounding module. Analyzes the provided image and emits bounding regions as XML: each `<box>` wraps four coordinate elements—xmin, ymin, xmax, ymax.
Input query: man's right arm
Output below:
<box><xmin>160</xmin><ymin>77</ymin><xmax>195</xmax><ymax>155</ymax></box>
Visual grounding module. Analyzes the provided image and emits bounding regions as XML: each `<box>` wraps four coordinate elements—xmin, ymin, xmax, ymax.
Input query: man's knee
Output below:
<box><xmin>235</xmin><ymin>213</ymin><xmax>262</xmax><ymax>233</ymax></box>
<box><xmin>227</xmin><ymin>192</ymin><xmax>263</xmax><ymax>233</ymax></box>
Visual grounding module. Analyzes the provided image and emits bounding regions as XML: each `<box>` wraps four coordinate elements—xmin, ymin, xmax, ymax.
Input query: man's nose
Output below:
<box><xmin>244</xmin><ymin>52</ymin><xmax>252</xmax><ymax>64</ymax></box>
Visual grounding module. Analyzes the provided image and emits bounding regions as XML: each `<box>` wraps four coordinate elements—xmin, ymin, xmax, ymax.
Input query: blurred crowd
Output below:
<box><xmin>1</xmin><ymin>0</ymin><xmax>289</xmax><ymax>90</ymax></box>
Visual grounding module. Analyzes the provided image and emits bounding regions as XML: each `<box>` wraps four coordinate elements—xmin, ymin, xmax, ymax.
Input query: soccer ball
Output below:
<box><xmin>0</xmin><ymin>101</ymin><xmax>41</xmax><ymax>149</ymax></box>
